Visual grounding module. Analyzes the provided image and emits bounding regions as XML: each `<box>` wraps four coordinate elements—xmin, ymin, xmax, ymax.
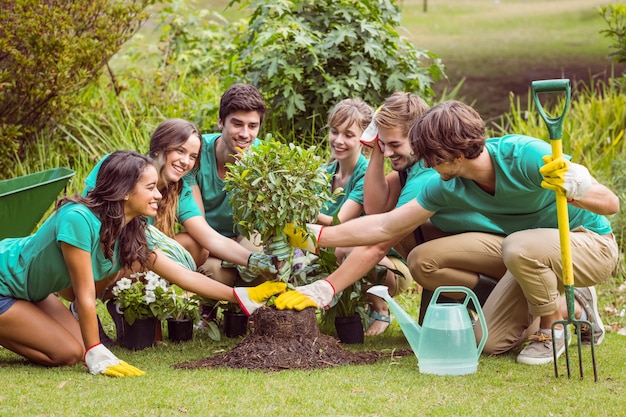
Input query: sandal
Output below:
<box><xmin>366</xmin><ymin>309</ymin><xmax>392</xmax><ymax>336</ymax></box>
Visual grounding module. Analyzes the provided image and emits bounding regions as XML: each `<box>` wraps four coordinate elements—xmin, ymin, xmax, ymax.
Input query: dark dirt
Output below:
<box><xmin>437</xmin><ymin>60</ymin><xmax>625</xmax><ymax>126</ymax></box>
<box><xmin>176</xmin><ymin>307</ymin><xmax>412</xmax><ymax>371</ymax></box>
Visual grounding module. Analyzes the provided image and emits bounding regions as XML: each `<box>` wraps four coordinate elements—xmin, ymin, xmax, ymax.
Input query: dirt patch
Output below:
<box><xmin>176</xmin><ymin>307</ymin><xmax>412</xmax><ymax>371</ymax></box>
<box><xmin>437</xmin><ymin>60</ymin><xmax>625</xmax><ymax>125</ymax></box>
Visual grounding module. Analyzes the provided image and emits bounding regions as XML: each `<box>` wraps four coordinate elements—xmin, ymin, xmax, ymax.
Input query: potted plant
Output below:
<box><xmin>290</xmin><ymin>216</ymin><xmax>381</xmax><ymax>344</ymax></box>
<box><xmin>224</xmin><ymin>136</ymin><xmax>334</xmax><ymax>281</ymax></box>
<box><xmin>111</xmin><ymin>271</ymin><xmax>170</xmax><ymax>350</ymax></box>
<box><xmin>222</xmin><ymin>136</ymin><xmax>336</xmax><ymax>342</ymax></box>
<box><xmin>163</xmin><ymin>288</ymin><xmax>200</xmax><ymax>342</ymax></box>
<box><xmin>322</xmin><ymin>266</ymin><xmax>387</xmax><ymax>344</ymax></box>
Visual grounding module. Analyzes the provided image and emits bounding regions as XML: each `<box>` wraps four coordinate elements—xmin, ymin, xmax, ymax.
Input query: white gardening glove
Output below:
<box><xmin>84</xmin><ymin>343</ymin><xmax>145</xmax><ymax>377</ymax></box>
<box><xmin>283</xmin><ymin>223</ymin><xmax>324</xmax><ymax>253</ymax></box>
<box><xmin>360</xmin><ymin>105</ymin><xmax>384</xmax><ymax>152</ymax></box>
<box><xmin>540</xmin><ymin>156</ymin><xmax>592</xmax><ymax>201</ymax></box>
<box><xmin>274</xmin><ymin>279</ymin><xmax>336</xmax><ymax>310</ymax></box>
<box><xmin>233</xmin><ymin>281</ymin><xmax>288</xmax><ymax>315</ymax></box>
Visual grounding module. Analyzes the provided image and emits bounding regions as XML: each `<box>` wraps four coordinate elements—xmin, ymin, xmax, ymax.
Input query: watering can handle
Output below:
<box><xmin>431</xmin><ymin>286</ymin><xmax>488</xmax><ymax>358</ymax></box>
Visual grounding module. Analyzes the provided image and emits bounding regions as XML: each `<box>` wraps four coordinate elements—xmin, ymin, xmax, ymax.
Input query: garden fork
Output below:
<box><xmin>531</xmin><ymin>79</ymin><xmax>598</xmax><ymax>381</ymax></box>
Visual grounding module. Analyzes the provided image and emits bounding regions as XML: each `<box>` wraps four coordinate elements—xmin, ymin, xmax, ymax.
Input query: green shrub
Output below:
<box><xmin>600</xmin><ymin>3</ymin><xmax>626</xmax><ymax>89</ymax></box>
<box><xmin>224</xmin><ymin>136</ymin><xmax>332</xmax><ymax>247</ymax></box>
<box><xmin>228</xmin><ymin>0</ymin><xmax>445</xmax><ymax>145</ymax></box>
<box><xmin>149</xmin><ymin>0</ymin><xmax>247</xmax><ymax>86</ymax></box>
<box><xmin>65</xmin><ymin>0</ymin><xmax>237</xmax><ymax>141</ymax></box>
<box><xmin>600</xmin><ymin>4</ymin><xmax>626</xmax><ymax>66</ymax></box>
<box><xmin>0</xmin><ymin>0</ymin><xmax>154</xmax><ymax>178</ymax></box>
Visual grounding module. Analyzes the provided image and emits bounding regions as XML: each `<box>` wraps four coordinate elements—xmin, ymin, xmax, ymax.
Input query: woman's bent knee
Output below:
<box><xmin>45</xmin><ymin>348</ymin><xmax>83</xmax><ymax>367</ymax></box>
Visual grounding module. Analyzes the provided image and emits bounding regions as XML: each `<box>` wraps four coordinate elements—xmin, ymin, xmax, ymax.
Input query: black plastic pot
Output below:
<box><xmin>335</xmin><ymin>314</ymin><xmax>364</xmax><ymax>344</ymax></box>
<box><xmin>167</xmin><ymin>318</ymin><xmax>194</xmax><ymax>342</ymax></box>
<box><xmin>224</xmin><ymin>310</ymin><xmax>248</xmax><ymax>338</ymax></box>
<box><xmin>121</xmin><ymin>317</ymin><xmax>157</xmax><ymax>350</ymax></box>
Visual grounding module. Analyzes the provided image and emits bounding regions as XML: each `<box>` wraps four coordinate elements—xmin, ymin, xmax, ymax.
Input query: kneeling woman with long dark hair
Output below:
<box><xmin>0</xmin><ymin>151</ymin><xmax>284</xmax><ymax>377</ymax></box>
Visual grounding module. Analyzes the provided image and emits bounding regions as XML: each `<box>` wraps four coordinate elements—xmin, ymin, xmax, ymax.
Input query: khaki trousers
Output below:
<box><xmin>479</xmin><ymin>227</ymin><xmax>619</xmax><ymax>355</ymax></box>
<box><xmin>407</xmin><ymin>232</ymin><xmax>507</xmax><ymax>292</ymax></box>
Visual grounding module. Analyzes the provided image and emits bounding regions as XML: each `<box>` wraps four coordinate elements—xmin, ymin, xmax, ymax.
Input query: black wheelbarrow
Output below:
<box><xmin>0</xmin><ymin>167</ymin><xmax>75</xmax><ymax>239</ymax></box>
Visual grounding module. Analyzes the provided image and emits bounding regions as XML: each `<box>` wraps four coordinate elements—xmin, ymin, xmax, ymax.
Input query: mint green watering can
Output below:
<box><xmin>367</xmin><ymin>285</ymin><xmax>488</xmax><ymax>375</ymax></box>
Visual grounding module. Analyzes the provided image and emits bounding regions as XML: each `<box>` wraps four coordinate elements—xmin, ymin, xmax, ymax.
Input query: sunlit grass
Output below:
<box><xmin>2</xmin><ymin>289</ymin><xmax>626</xmax><ymax>416</ymax></box>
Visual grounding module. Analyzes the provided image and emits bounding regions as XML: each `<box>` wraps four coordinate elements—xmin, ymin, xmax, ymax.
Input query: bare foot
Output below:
<box><xmin>365</xmin><ymin>309</ymin><xmax>391</xmax><ymax>336</ymax></box>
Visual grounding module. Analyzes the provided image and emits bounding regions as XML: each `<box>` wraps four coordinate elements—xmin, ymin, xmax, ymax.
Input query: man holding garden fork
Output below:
<box><xmin>279</xmin><ymin>100</ymin><xmax>619</xmax><ymax>366</ymax></box>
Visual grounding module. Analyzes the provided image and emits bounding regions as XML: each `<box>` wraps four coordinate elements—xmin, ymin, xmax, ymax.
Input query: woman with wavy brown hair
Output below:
<box><xmin>0</xmin><ymin>150</ymin><xmax>284</xmax><ymax>376</ymax></box>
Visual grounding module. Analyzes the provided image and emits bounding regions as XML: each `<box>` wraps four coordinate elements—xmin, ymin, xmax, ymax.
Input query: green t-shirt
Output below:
<box><xmin>83</xmin><ymin>154</ymin><xmax>202</xmax><ymax>225</ymax></box>
<box><xmin>399</xmin><ymin>162</ymin><xmax>503</xmax><ymax>234</ymax></box>
<box><xmin>320</xmin><ymin>154</ymin><xmax>369</xmax><ymax>216</ymax></box>
<box><xmin>417</xmin><ymin>135</ymin><xmax>612</xmax><ymax>235</ymax></box>
<box><xmin>183</xmin><ymin>133</ymin><xmax>261</xmax><ymax>237</ymax></box>
<box><xmin>0</xmin><ymin>203</ymin><xmax>120</xmax><ymax>301</ymax></box>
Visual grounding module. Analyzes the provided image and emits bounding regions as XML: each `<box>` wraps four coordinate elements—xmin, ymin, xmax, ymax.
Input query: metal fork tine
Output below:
<box><xmin>552</xmin><ymin>317</ymin><xmax>598</xmax><ymax>381</ymax></box>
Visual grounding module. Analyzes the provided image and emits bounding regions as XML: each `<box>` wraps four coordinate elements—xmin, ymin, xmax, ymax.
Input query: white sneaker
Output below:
<box><xmin>574</xmin><ymin>286</ymin><xmax>605</xmax><ymax>346</ymax></box>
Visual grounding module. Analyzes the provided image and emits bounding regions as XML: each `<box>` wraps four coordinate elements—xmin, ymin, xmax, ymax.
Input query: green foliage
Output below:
<box><xmin>0</xmin><ymin>0</ymin><xmax>154</xmax><ymax>177</ymax></box>
<box><xmin>58</xmin><ymin>85</ymin><xmax>153</xmax><ymax>162</ymax></box>
<box><xmin>228</xmin><ymin>0</ymin><xmax>445</xmax><ymax>144</ymax></box>
<box><xmin>599</xmin><ymin>3</ymin><xmax>626</xmax><ymax>89</ymax></box>
<box><xmin>599</xmin><ymin>4</ymin><xmax>626</xmax><ymax>67</ymax></box>
<box><xmin>224</xmin><ymin>136</ymin><xmax>333</xmax><ymax>245</ymax></box>
<box><xmin>163</xmin><ymin>287</ymin><xmax>201</xmax><ymax>322</ymax></box>
<box><xmin>150</xmin><ymin>0</ymin><xmax>247</xmax><ymax>86</ymax></box>
<box><xmin>52</xmin><ymin>2</ymin><xmax>234</xmax><ymax>171</ymax></box>
<box><xmin>111</xmin><ymin>271</ymin><xmax>171</xmax><ymax>325</ymax></box>
<box><xmin>54</xmin><ymin>66</ymin><xmax>223</xmax><ymax>181</ymax></box>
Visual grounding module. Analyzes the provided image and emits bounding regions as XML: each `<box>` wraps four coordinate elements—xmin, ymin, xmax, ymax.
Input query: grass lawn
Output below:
<box><xmin>1</xmin><ymin>290</ymin><xmax>625</xmax><ymax>416</ymax></box>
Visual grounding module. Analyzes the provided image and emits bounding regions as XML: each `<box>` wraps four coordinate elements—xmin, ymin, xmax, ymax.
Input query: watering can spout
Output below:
<box><xmin>366</xmin><ymin>286</ymin><xmax>421</xmax><ymax>352</ymax></box>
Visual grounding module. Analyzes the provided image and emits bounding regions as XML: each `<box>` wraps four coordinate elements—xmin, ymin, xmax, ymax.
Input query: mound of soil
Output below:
<box><xmin>176</xmin><ymin>307</ymin><xmax>411</xmax><ymax>371</ymax></box>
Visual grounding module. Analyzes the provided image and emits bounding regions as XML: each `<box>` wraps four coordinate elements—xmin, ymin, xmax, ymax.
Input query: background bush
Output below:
<box><xmin>600</xmin><ymin>3</ymin><xmax>626</xmax><ymax>81</ymax></box>
<box><xmin>228</xmin><ymin>0</ymin><xmax>445</xmax><ymax>145</ymax></box>
<box><xmin>0</xmin><ymin>0</ymin><xmax>154</xmax><ymax>177</ymax></box>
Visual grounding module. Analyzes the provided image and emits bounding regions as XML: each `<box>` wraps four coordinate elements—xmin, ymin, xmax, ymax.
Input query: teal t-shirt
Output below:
<box><xmin>417</xmin><ymin>135</ymin><xmax>612</xmax><ymax>235</ymax></box>
<box><xmin>321</xmin><ymin>154</ymin><xmax>369</xmax><ymax>216</ymax></box>
<box><xmin>183</xmin><ymin>133</ymin><xmax>261</xmax><ymax>238</ymax></box>
<box><xmin>0</xmin><ymin>203</ymin><xmax>120</xmax><ymax>301</ymax></box>
<box><xmin>83</xmin><ymin>154</ymin><xmax>201</xmax><ymax>225</ymax></box>
<box><xmin>398</xmin><ymin>162</ymin><xmax>503</xmax><ymax>235</ymax></box>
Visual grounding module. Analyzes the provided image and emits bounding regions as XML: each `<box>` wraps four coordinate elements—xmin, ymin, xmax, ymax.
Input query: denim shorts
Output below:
<box><xmin>0</xmin><ymin>295</ymin><xmax>16</xmax><ymax>315</ymax></box>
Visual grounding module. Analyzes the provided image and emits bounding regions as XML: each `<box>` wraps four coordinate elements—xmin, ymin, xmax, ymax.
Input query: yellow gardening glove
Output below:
<box><xmin>274</xmin><ymin>280</ymin><xmax>335</xmax><ymax>310</ymax></box>
<box><xmin>283</xmin><ymin>223</ymin><xmax>323</xmax><ymax>253</ymax></box>
<box><xmin>233</xmin><ymin>281</ymin><xmax>287</xmax><ymax>315</ymax></box>
<box><xmin>102</xmin><ymin>361</ymin><xmax>146</xmax><ymax>377</ymax></box>
<box><xmin>539</xmin><ymin>155</ymin><xmax>592</xmax><ymax>200</ymax></box>
<box><xmin>274</xmin><ymin>290</ymin><xmax>318</xmax><ymax>311</ymax></box>
<box><xmin>84</xmin><ymin>343</ymin><xmax>145</xmax><ymax>377</ymax></box>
